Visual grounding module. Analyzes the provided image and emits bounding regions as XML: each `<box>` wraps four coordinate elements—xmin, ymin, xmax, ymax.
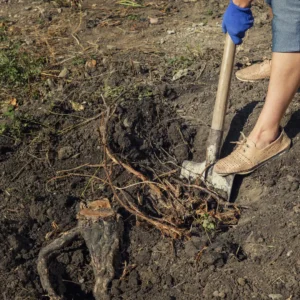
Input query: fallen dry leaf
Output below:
<box><xmin>71</xmin><ymin>101</ymin><xmax>84</xmax><ymax>111</ymax></box>
<box><xmin>149</xmin><ymin>17</ymin><xmax>159</xmax><ymax>25</ymax></box>
<box><xmin>9</xmin><ymin>98</ymin><xmax>18</xmax><ymax>108</ymax></box>
<box><xmin>85</xmin><ymin>59</ymin><xmax>97</xmax><ymax>73</ymax></box>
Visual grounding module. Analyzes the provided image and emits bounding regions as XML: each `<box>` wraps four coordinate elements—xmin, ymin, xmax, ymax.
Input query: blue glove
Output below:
<box><xmin>222</xmin><ymin>0</ymin><xmax>254</xmax><ymax>45</ymax></box>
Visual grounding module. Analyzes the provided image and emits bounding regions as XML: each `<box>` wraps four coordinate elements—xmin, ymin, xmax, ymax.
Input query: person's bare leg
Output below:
<box><xmin>247</xmin><ymin>52</ymin><xmax>300</xmax><ymax>149</ymax></box>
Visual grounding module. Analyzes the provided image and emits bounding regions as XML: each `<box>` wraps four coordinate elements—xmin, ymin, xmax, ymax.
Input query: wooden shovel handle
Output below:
<box><xmin>212</xmin><ymin>34</ymin><xmax>236</xmax><ymax>131</ymax></box>
<box><xmin>206</xmin><ymin>34</ymin><xmax>236</xmax><ymax>165</ymax></box>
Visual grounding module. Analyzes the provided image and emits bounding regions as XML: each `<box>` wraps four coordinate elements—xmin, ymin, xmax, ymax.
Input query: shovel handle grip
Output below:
<box><xmin>206</xmin><ymin>34</ymin><xmax>236</xmax><ymax>165</ymax></box>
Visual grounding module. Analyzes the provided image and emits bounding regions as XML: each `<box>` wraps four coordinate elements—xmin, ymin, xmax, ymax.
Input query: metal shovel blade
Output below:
<box><xmin>181</xmin><ymin>160</ymin><xmax>235</xmax><ymax>201</ymax></box>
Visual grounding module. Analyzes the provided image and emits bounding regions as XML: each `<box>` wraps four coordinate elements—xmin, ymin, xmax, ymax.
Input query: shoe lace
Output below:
<box><xmin>230</xmin><ymin>132</ymin><xmax>250</xmax><ymax>152</ymax></box>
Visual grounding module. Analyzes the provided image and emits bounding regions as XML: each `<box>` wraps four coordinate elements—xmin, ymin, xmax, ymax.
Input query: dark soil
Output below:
<box><xmin>0</xmin><ymin>0</ymin><xmax>300</xmax><ymax>300</ymax></box>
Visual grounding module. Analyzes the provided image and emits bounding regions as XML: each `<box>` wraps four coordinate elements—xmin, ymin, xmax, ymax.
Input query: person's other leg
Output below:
<box><xmin>235</xmin><ymin>1</ymin><xmax>273</xmax><ymax>82</ymax></box>
<box><xmin>235</xmin><ymin>60</ymin><xmax>271</xmax><ymax>82</ymax></box>
<box><xmin>248</xmin><ymin>52</ymin><xmax>300</xmax><ymax>149</ymax></box>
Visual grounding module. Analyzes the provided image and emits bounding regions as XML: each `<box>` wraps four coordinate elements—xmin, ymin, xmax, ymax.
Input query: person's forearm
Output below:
<box><xmin>233</xmin><ymin>0</ymin><xmax>253</xmax><ymax>8</ymax></box>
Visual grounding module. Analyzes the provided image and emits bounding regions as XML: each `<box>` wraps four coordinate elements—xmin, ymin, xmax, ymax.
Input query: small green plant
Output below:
<box><xmin>0</xmin><ymin>43</ymin><xmax>45</xmax><ymax>87</ymax></box>
<box><xmin>3</xmin><ymin>105</ymin><xmax>15</xmax><ymax>119</ymax></box>
<box><xmin>72</xmin><ymin>57</ymin><xmax>85</xmax><ymax>66</ymax></box>
<box><xmin>0</xmin><ymin>106</ymin><xmax>19</xmax><ymax>139</ymax></box>
<box><xmin>0</xmin><ymin>124</ymin><xmax>6</xmax><ymax>135</ymax></box>
<box><xmin>167</xmin><ymin>56</ymin><xmax>193</xmax><ymax>69</ymax></box>
<box><xmin>138</xmin><ymin>88</ymin><xmax>153</xmax><ymax>101</ymax></box>
<box><xmin>206</xmin><ymin>9</ymin><xmax>213</xmax><ymax>16</ymax></box>
<box><xmin>194</xmin><ymin>213</ymin><xmax>216</xmax><ymax>232</ymax></box>
<box><xmin>0</xmin><ymin>112</ymin><xmax>40</xmax><ymax>142</ymax></box>
<box><xmin>103</xmin><ymin>85</ymin><xmax>124</xmax><ymax>100</ymax></box>
<box><xmin>38</xmin><ymin>18</ymin><xmax>46</xmax><ymax>25</ymax></box>
<box><xmin>127</xmin><ymin>14</ymin><xmax>141</xmax><ymax>21</ymax></box>
<box><xmin>0</xmin><ymin>26</ymin><xmax>8</xmax><ymax>42</ymax></box>
<box><xmin>186</xmin><ymin>44</ymin><xmax>204</xmax><ymax>59</ymax></box>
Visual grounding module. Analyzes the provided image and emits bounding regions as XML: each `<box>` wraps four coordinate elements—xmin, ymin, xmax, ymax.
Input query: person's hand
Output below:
<box><xmin>222</xmin><ymin>0</ymin><xmax>254</xmax><ymax>45</ymax></box>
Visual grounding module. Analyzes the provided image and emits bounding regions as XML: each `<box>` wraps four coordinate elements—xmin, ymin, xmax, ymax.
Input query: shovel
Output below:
<box><xmin>181</xmin><ymin>34</ymin><xmax>236</xmax><ymax>201</ymax></box>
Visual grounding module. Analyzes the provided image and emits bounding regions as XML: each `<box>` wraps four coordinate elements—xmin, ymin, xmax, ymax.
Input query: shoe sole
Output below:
<box><xmin>217</xmin><ymin>145</ymin><xmax>291</xmax><ymax>176</ymax></box>
<box><xmin>235</xmin><ymin>75</ymin><xmax>269</xmax><ymax>83</ymax></box>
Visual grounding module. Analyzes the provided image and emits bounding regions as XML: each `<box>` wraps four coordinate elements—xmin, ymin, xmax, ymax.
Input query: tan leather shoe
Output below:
<box><xmin>214</xmin><ymin>129</ymin><xmax>291</xmax><ymax>176</ymax></box>
<box><xmin>236</xmin><ymin>60</ymin><xmax>271</xmax><ymax>82</ymax></box>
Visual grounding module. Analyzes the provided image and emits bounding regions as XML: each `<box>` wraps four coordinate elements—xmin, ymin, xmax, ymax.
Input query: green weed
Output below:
<box><xmin>206</xmin><ymin>9</ymin><xmax>213</xmax><ymax>16</ymax></box>
<box><xmin>194</xmin><ymin>213</ymin><xmax>216</xmax><ymax>232</ymax></box>
<box><xmin>0</xmin><ymin>27</ymin><xmax>8</xmax><ymax>42</ymax></box>
<box><xmin>127</xmin><ymin>15</ymin><xmax>141</xmax><ymax>21</ymax></box>
<box><xmin>72</xmin><ymin>57</ymin><xmax>85</xmax><ymax>66</ymax></box>
<box><xmin>103</xmin><ymin>85</ymin><xmax>124</xmax><ymax>100</ymax></box>
<box><xmin>0</xmin><ymin>124</ymin><xmax>6</xmax><ymax>135</ymax></box>
<box><xmin>167</xmin><ymin>56</ymin><xmax>193</xmax><ymax>69</ymax></box>
<box><xmin>3</xmin><ymin>105</ymin><xmax>15</xmax><ymax>119</ymax></box>
<box><xmin>0</xmin><ymin>43</ymin><xmax>45</xmax><ymax>87</ymax></box>
<box><xmin>186</xmin><ymin>44</ymin><xmax>204</xmax><ymax>59</ymax></box>
<box><xmin>0</xmin><ymin>110</ymin><xmax>42</xmax><ymax>142</ymax></box>
<box><xmin>137</xmin><ymin>87</ymin><xmax>153</xmax><ymax>101</ymax></box>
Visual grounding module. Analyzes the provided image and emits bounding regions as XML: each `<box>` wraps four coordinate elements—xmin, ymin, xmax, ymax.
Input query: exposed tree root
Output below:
<box><xmin>37</xmin><ymin>228</ymin><xmax>80</xmax><ymax>300</ymax></box>
<box><xmin>37</xmin><ymin>200</ymin><xmax>123</xmax><ymax>300</ymax></box>
<box><xmin>98</xmin><ymin>106</ymin><xmax>240</xmax><ymax>238</ymax></box>
<box><xmin>100</xmin><ymin>107</ymin><xmax>189</xmax><ymax>238</ymax></box>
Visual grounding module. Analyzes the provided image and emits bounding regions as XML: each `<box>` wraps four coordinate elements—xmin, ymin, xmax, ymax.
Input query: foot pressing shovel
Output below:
<box><xmin>181</xmin><ymin>34</ymin><xmax>236</xmax><ymax>201</ymax></box>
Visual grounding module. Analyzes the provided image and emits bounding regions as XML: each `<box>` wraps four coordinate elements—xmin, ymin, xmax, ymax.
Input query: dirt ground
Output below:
<box><xmin>0</xmin><ymin>0</ymin><xmax>300</xmax><ymax>299</ymax></box>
